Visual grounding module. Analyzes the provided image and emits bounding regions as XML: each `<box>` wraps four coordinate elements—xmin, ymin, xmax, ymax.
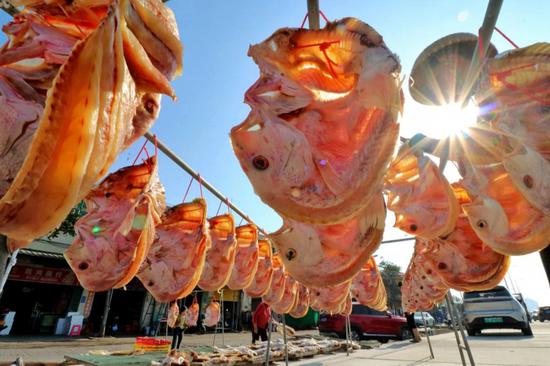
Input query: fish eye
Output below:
<box><xmin>78</xmin><ymin>262</ymin><xmax>89</xmax><ymax>271</ymax></box>
<box><xmin>409</xmin><ymin>224</ymin><xmax>418</xmax><ymax>232</ymax></box>
<box><xmin>252</xmin><ymin>155</ymin><xmax>270</xmax><ymax>170</ymax></box>
<box><xmin>285</xmin><ymin>248</ymin><xmax>297</xmax><ymax>261</ymax></box>
<box><xmin>476</xmin><ymin>219</ymin><xmax>488</xmax><ymax>229</ymax></box>
<box><xmin>523</xmin><ymin>175</ymin><xmax>533</xmax><ymax>189</ymax></box>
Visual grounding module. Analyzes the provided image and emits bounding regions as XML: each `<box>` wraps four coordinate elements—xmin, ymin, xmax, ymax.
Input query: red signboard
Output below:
<box><xmin>9</xmin><ymin>264</ymin><xmax>80</xmax><ymax>286</ymax></box>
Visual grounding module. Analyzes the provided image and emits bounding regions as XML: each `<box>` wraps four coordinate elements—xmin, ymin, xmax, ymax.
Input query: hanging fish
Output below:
<box><xmin>198</xmin><ymin>214</ymin><xmax>238</xmax><ymax>291</ymax></box>
<box><xmin>244</xmin><ymin>239</ymin><xmax>274</xmax><ymax>298</ymax></box>
<box><xmin>232</xmin><ymin>17</ymin><xmax>402</xmax><ymax>225</ymax></box>
<box><xmin>289</xmin><ymin>283</ymin><xmax>310</xmax><ymax>319</ymax></box>
<box><xmin>262</xmin><ymin>254</ymin><xmax>286</xmax><ymax>306</ymax></box>
<box><xmin>351</xmin><ymin>257</ymin><xmax>387</xmax><ymax>311</ymax></box>
<box><xmin>137</xmin><ymin>199</ymin><xmax>211</xmax><ymax>303</ymax></box>
<box><xmin>227</xmin><ymin>224</ymin><xmax>260</xmax><ymax>290</ymax></box>
<box><xmin>270</xmin><ymin>194</ymin><xmax>385</xmax><ymax>287</ymax></box>
<box><xmin>65</xmin><ymin>157</ymin><xmax>165</xmax><ymax>291</ymax></box>
<box><xmin>270</xmin><ymin>274</ymin><xmax>298</xmax><ymax>315</ymax></box>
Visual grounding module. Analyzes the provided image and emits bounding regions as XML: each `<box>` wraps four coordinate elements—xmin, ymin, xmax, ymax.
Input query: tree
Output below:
<box><xmin>48</xmin><ymin>201</ymin><xmax>87</xmax><ymax>239</ymax></box>
<box><xmin>379</xmin><ymin>260</ymin><xmax>403</xmax><ymax>312</ymax></box>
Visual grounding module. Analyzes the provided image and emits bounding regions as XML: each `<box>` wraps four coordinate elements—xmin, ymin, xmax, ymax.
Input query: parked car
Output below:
<box><xmin>319</xmin><ymin>303</ymin><xmax>410</xmax><ymax>343</ymax></box>
<box><xmin>538</xmin><ymin>306</ymin><xmax>550</xmax><ymax>322</ymax></box>
<box><xmin>531</xmin><ymin>310</ymin><xmax>539</xmax><ymax>322</ymax></box>
<box><xmin>463</xmin><ymin>286</ymin><xmax>532</xmax><ymax>336</ymax></box>
<box><xmin>414</xmin><ymin>312</ymin><xmax>435</xmax><ymax>327</ymax></box>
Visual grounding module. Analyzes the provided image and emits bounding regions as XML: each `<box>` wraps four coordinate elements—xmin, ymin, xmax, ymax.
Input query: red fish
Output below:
<box><xmin>289</xmin><ymin>283</ymin><xmax>310</xmax><ymax>319</ymax></box>
<box><xmin>262</xmin><ymin>254</ymin><xmax>286</xmax><ymax>305</ymax></box>
<box><xmin>385</xmin><ymin>145</ymin><xmax>458</xmax><ymax>238</ymax></box>
<box><xmin>137</xmin><ymin>199</ymin><xmax>211</xmax><ymax>302</ymax></box>
<box><xmin>204</xmin><ymin>300</ymin><xmax>220</xmax><ymax>328</ymax></box>
<box><xmin>198</xmin><ymin>214</ymin><xmax>237</xmax><ymax>291</ymax></box>
<box><xmin>65</xmin><ymin>157</ymin><xmax>165</xmax><ymax>291</ymax></box>
<box><xmin>270</xmin><ymin>194</ymin><xmax>385</xmax><ymax>287</ymax></box>
<box><xmin>227</xmin><ymin>224</ymin><xmax>259</xmax><ymax>290</ymax></box>
<box><xmin>270</xmin><ymin>274</ymin><xmax>298</xmax><ymax>315</ymax></box>
<box><xmin>232</xmin><ymin>18</ymin><xmax>401</xmax><ymax>225</ymax></box>
<box><xmin>351</xmin><ymin>257</ymin><xmax>387</xmax><ymax>311</ymax></box>
<box><xmin>244</xmin><ymin>239</ymin><xmax>274</xmax><ymax>298</ymax></box>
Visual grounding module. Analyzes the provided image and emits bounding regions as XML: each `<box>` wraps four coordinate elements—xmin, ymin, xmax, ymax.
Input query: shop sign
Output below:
<box><xmin>8</xmin><ymin>264</ymin><xmax>80</xmax><ymax>286</ymax></box>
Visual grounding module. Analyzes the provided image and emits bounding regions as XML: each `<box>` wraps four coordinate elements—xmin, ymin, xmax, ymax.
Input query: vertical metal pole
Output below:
<box><xmin>448</xmin><ymin>294</ymin><xmax>476</xmax><ymax>366</ymax></box>
<box><xmin>421</xmin><ymin>312</ymin><xmax>434</xmax><ymax>359</ymax></box>
<box><xmin>264</xmin><ymin>311</ymin><xmax>273</xmax><ymax>366</ymax></box>
<box><xmin>346</xmin><ymin>315</ymin><xmax>351</xmax><ymax>356</ymax></box>
<box><xmin>461</xmin><ymin>0</ymin><xmax>503</xmax><ymax>104</ymax></box>
<box><xmin>446</xmin><ymin>293</ymin><xmax>467</xmax><ymax>366</ymax></box>
<box><xmin>99</xmin><ymin>289</ymin><xmax>114</xmax><ymax>337</ymax></box>
<box><xmin>307</xmin><ymin>0</ymin><xmax>320</xmax><ymax>30</ymax></box>
<box><xmin>0</xmin><ymin>247</ymin><xmax>18</xmax><ymax>301</ymax></box>
<box><xmin>539</xmin><ymin>245</ymin><xmax>550</xmax><ymax>286</ymax></box>
<box><xmin>282</xmin><ymin>314</ymin><xmax>289</xmax><ymax>366</ymax></box>
<box><xmin>221</xmin><ymin>291</ymin><xmax>225</xmax><ymax>345</ymax></box>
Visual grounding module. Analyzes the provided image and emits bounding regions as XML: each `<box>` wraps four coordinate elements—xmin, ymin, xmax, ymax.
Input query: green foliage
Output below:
<box><xmin>379</xmin><ymin>260</ymin><xmax>404</xmax><ymax>311</ymax></box>
<box><xmin>48</xmin><ymin>201</ymin><xmax>87</xmax><ymax>239</ymax></box>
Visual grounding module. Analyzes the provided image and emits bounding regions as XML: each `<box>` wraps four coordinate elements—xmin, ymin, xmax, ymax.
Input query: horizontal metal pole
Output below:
<box><xmin>144</xmin><ymin>132</ymin><xmax>269</xmax><ymax>237</ymax></box>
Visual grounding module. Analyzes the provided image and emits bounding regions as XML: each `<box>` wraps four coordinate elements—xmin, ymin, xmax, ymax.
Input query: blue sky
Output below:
<box><xmin>1</xmin><ymin>1</ymin><xmax>549</xmax><ymax>305</ymax></box>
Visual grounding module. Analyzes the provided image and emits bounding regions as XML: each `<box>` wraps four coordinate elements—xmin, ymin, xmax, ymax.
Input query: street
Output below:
<box><xmin>1</xmin><ymin>323</ymin><xmax>550</xmax><ymax>365</ymax></box>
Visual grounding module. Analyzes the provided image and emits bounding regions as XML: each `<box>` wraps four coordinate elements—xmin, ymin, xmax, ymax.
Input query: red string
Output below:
<box><xmin>153</xmin><ymin>135</ymin><xmax>159</xmax><ymax>158</ymax></box>
<box><xmin>300</xmin><ymin>13</ymin><xmax>308</xmax><ymax>28</ymax></box>
<box><xmin>216</xmin><ymin>200</ymin><xmax>223</xmax><ymax>216</ymax></box>
<box><xmin>494</xmin><ymin>27</ymin><xmax>519</xmax><ymax>49</ymax></box>
<box><xmin>182</xmin><ymin>176</ymin><xmax>194</xmax><ymax>202</ymax></box>
<box><xmin>197</xmin><ymin>174</ymin><xmax>204</xmax><ymax>198</ymax></box>
<box><xmin>295</xmin><ymin>40</ymin><xmax>339</xmax><ymax>78</ymax></box>
<box><xmin>319</xmin><ymin>10</ymin><xmax>329</xmax><ymax>23</ymax></box>
<box><xmin>132</xmin><ymin>139</ymin><xmax>148</xmax><ymax>165</ymax></box>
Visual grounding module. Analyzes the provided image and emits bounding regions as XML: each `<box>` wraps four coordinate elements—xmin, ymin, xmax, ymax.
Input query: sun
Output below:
<box><xmin>401</xmin><ymin>100</ymin><xmax>480</xmax><ymax>140</ymax></box>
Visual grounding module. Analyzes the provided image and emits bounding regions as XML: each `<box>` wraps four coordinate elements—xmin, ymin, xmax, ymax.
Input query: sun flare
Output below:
<box><xmin>402</xmin><ymin>101</ymin><xmax>480</xmax><ymax>140</ymax></box>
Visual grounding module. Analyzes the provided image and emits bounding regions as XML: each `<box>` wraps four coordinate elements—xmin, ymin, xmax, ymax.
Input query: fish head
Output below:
<box><xmin>463</xmin><ymin>196</ymin><xmax>509</xmax><ymax>241</ymax></box>
<box><xmin>270</xmin><ymin>220</ymin><xmax>324</xmax><ymax>270</ymax></box>
<box><xmin>230</xmin><ymin>110</ymin><xmax>315</xmax><ymax>205</ymax></box>
<box><xmin>246</xmin><ymin>18</ymin><xmax>401</xmax><ymax>117</ymax></box>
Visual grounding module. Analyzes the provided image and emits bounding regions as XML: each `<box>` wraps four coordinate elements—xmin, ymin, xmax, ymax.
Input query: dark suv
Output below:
<box><xmin>318</xmin><ymin>303</ymin><xmax>410</xmax><ymax>343</ymax></box>
<box><xmin>539</xmin><ymin>306</ymin><xmax>550</xmax><ymax>322</ymax></box>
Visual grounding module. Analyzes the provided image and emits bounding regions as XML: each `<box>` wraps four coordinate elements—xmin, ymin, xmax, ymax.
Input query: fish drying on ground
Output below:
<box><xmin>204</xmin><ymin>300</ymin><xmax>220</xmax><ymax>328</ymax></box>
<box><xmin>232</xmin><ymin>17</ymin><xmax>402</xmax><ymax>225</ymax></box>
<box><xmin>198</xmin><ymin>214</ymin><xmax>237</xmax><ymax>291</ymax></box>
<box><xmin>262</xmin><ymin>253</ymin><xmax>286</xmax><ymax>305</ymax></box>
<box><xmin>270</xmin><ymin>274</ymin><xmax>298</xmax><ymax>314</ymax></box>
<box><xmin>289</xmin><ymin>283</ymin><xmax>310</xmax><ymax>319</ymax></box>
<box><xmin>65</xmin><ymin>157</ymin><xmax>165</xmax><ymax>291</ymax></box>
<box><xmin>460</xmin><ymin>161</ymin><xmax>550</xmax><ymax>255</ymax></box>
<box><xmin>244</xmin><ymin>239</ymin><xmax>274</xmax><ymax>298</ymax></box>
<box><xmin>270</xmin><ymin>194</ymin><xmax>385</xmax><ymax>287</ymax></box>
<box><xmin>385</xmin><ymin>145</ymin><xmax>458</xmax><ymax>238</ymax></box>
<box><xmin>227</xmin><ymin>224</ymin><xmax>259</xmax><ymax>290</ymax></box>
<box><xmin>351</xmin><ymin>257</ymin><xmax>387</xmax><ymax>311</ymax></box>
<box><xmin>137</xmin><ymin>198</ymin><xmax>211</xmax><ymax>302</ymax></box>
<box><xmin>0</xmin><ymin>0</ymin><xmax>182</xmax><ymax>242</ymax></box>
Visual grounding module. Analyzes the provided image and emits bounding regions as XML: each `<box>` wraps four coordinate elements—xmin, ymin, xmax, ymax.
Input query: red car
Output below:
<box><xmin>318</xmin><ymin>303</ymin><xmax>410</xmax><ymax>342</ymax></box>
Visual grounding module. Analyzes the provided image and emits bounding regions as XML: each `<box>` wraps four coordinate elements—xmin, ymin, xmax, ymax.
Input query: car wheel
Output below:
<box><xmin>378</xmin><ymin>338</ymin><xmax>389</xmax><ymax>344</ymax></box>
<box><xmin>522</xmin><ymin>324</ymin><xmax>533</xmax><ymax>336</ymax></box>
<box><xmin>350</xmin><ymin>328</ymin><xmax>362</xmax><ymax>341</ymax></box>
<box><xmin>541</xmin><ymin>319</ymin><xmax>545</xmax><ymax>322</ymax></box>
<box><xmin>399</xmin><ymin>327</ymin><xmax>412</xmax><ymax>340</ymax></box>
<box><xmin>466</xmin><ymin>328</ymin><xmax>478</xmax><ymax>336</ymax></box>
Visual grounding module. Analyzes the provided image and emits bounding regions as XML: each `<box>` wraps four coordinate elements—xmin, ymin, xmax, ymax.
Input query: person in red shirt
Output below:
<box><xmin>252</xmin><ymin>302</ymin><xmax>271</xmax><ymax>343</ymax></box>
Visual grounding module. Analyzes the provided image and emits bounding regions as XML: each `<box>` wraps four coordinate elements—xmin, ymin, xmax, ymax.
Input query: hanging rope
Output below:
<box><xmin>494</xmin><ymin>26</ymin><xmax>519</xmax><ymax>49</ymax></box>
<box><xmin>132</xmin><ymin>139</ymin><xmax>149</xmax><ymax>165</ymax></box>
<box><xmin>182</xmin><ymin>176</ymin><xmax>194</xmax><ymax>202</ymax></box>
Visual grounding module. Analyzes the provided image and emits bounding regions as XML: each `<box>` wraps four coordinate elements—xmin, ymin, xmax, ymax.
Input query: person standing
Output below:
<box><xmin>171</xmin><ymin>307</ymin><xmax>187</xmax><ymax>350</ymax></box>
<box><xmin>405</xmin><ymin>312</ymin><xmax>422</xmax><ymax>343</ymax></box>
<box><xmin>252</xmin><ymin>302</ymin><xmax>271</xmax><ymax>343</ymax></box>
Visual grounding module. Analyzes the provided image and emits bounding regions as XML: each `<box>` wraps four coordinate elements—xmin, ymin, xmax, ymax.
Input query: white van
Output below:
<box><xmin>463</xmin><ymin>286</ymin><xmax>532</xmax><ymax>336</ymax></box>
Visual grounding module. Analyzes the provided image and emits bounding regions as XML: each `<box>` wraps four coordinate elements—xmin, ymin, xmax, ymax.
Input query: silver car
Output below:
<box><xmin>463</xmin><ymin>286</ymin><xmax>532</xmax><ymax>336</ymax></box>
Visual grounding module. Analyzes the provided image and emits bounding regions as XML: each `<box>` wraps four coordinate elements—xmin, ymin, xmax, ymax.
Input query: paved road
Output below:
<box><xmin>294</xmin><ymin>322</ymin><xmax>550</xmax><ymax>366</ymax></box>
<box><xmin>1</xmin><ymin>323</ymin><xmax>550</xmax><ymax>365</ymax></box>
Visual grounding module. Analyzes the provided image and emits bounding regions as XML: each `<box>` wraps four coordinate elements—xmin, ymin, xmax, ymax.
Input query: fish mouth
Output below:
<box><xmin>245</xmin><ymin>76</ymin><xmax>308</xmax><ymax>120</ymax></box>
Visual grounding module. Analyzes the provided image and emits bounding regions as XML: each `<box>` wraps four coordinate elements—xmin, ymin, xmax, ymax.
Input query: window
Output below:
<box><xmin>464</xmin><ymin>286</ymin><xmax>510</xmax><ymax>300</ymax></box>
<box><xmin>352</xmin><ymin>304</ymin><xmax>369</xmax><ymax>315</ymax></box>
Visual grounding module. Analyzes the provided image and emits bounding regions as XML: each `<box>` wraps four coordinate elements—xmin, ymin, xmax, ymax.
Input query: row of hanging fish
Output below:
<box><xmin>0</xmin><ymin>0</ymin><xmax>182</xmax><ymax>245</ymax></box>
<box><xmin>63</xmin><ymin>156</ymin><xmax>387</xmax><ymax>315</ymax></box>
<box><xmin>390</xmin><ymin>40</ymin><xmax>549</xmax><ymax>312</ymax></box>
<box><xmin>230</xmin><ymin>17</ymin><xmax>403</xmax><ymax>291</ymax></box>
